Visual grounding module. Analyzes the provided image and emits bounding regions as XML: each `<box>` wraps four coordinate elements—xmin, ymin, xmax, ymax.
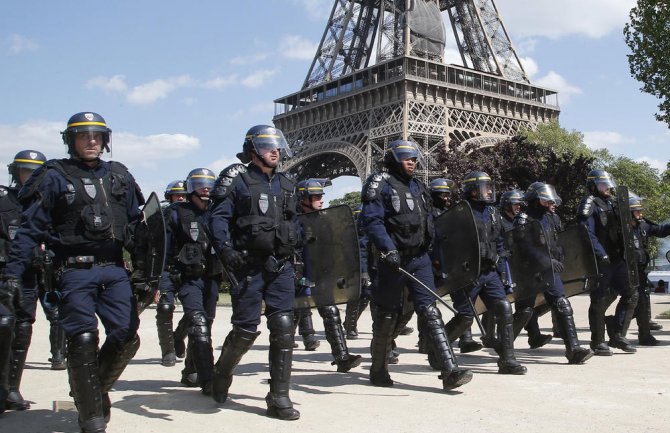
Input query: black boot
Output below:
<box><xmin>458</xmin><ymin>328</ymin><xmax>482</xmax><ymax>354</ymax></box>
<box><xmin>185</xmin><ymin>312</ymin><xmax>214</xmax><ymax>394</ymax></box>
<box><xmin>608</xmin><ymin>290</ymin><xmax>639</xmax><ymax>353</ymax></box>
<box><xmin>344</xmin><ymin>298</ymin><xmax>369</xmax><ymax>339</ymax></box>
<box><xmin>494</xmin><ymin>300</ymin><xmax>527</xmax><ymax>375</ymax></box>
<box><xmin>369</xmin><ymin>309</ymin><xmax>397</xmax><ymax>387</ymax></box>
<box><xmin>512</xmin><ymin>306</ymin><xmax>534</xmax><ymax>340</ymax></box>
<box><xmin>266</xmin><ymin>312</ymin><xmax>300</xmax><ymax>421</ymax></box>
<box><xmin>319</xmin><ymin>305</ymin><xmax>362</xmax><ymax>372</ymax></box>
<box><xmin>156</xmin><ymin>302</ymin><xmax>177</xmax><ymax>367</ymax></box>
<box><xmin>417</xmin><ymin>317</ymin><xmax>428</xmax><ymax>354</ymax></box>
<box><xmin>297</xmin><ymin>310</ymin><xmax>320</xmax><ymax>351</ymax></box>
<box><xmin>212</xmin><ymin>326</ymin><xmax>259</xmax><ymax>403</ymax></box>
<box><xmin>635</xmin><ymin>290</ymin><xmax>658</xmax><ymax>345</ymax></box>
<box><xmin>434</xmin><ymin>314</ymin><xmax>473</xmax><ymax>369</ymax></box>
<box><xmin>480</xmin><ymin>311</ymin><xmax>497</xmax><ymax>348</ymax></box>
<box><xmin>173</xmin><ymin>315</ymin><xmax>188</xmax><ymax>359</ymax></box>
<box><xmin>589</xmin><ymin>294</ymin><xmax>613</xmax><ymax>356</ymax></box>
<box><xmin>98</xmin><ymin>334</ymin><xmax>140</xmax><ymax>422</ymax></box>
<box><xmin>0</xmin><ymin>315</ymin><xmax>16</xmax><ymax>414</ymax></box>
<box><xmin>180</xmin><ymin>340</ymin><xmax>198</xmax><ymax>387</ymax></box>
<box><xmin>552</xmin><ymin>297</ymin><xmax>593</xmax><ymax>364</ymax></box>
<box><xmin>525</xmin><ymin>313</ymin><xmax>553</xmax><ymax>349</ymax></box>
<box><xmin>420</xmin><ymin>305</ymin><xmax>472</xmax><ymax>390</ymax></box>
<box><xmin>6</xmin><ymin>321</ymin><xmax>32</xmax><ymax>410</ymax></box>
<box><xmin>45</xmin><ymin>306</ymin><xmax>67</xmax><ymax>370</ymax></box>
<box><xmin>68</xmin><ymin>332</ymin><xmax>106</xmax><ymax>433</ymax></box>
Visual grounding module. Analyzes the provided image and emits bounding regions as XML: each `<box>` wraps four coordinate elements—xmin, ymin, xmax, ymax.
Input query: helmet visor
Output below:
<box><xmin>536</xmin><ymin>184</ymin><xmax>562</xmax><ymax>206</ymax></box>
<box><xmin>188</xmin><ymin>176</ymin><xmax>215</xmax><ymax>193</ymax></box>
<box><xmin>250</xmin><ymin>129</ymin><xmax>292</xmax><ymax>158</ymax></box>
<box><xmin>389</xmin><ymin>143</ymin><xmax>426</xmax><ymax>167</ymax></box>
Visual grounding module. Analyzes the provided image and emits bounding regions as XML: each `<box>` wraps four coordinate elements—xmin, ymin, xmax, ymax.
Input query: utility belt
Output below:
<box><xmin>246</xmin><ymin>254</ymin><xmax>291</xmax><ymax>274</ymax></box>
<box><xmin>397</xmin><ymin>246</ymin><xmax>427</xmax><ymax>258</ymax></box>
<box><xmin>60</xmin><ymin>255</ymin><xmax>123</xmax><ymax>269</ymax></box>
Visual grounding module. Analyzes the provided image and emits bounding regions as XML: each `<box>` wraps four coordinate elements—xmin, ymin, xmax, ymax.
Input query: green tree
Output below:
<box><xmin>624</xmin><ymin>1</ymin><xmax>670</xmax><ymax>126</ymax></box>
<box><xmin>328</xmin><ymin>191</ymin><xmax>361</xmax><ymax>209</ymax></box>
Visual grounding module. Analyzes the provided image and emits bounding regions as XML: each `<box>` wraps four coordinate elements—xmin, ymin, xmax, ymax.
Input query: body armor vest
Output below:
<box><xmin>233</xmin><ymin>171</ymin><xmax>297</xmax><ymax>257</ymax></box>
<box><xmin>501</xmin><ymin>213</ymin><xmax>515</xmax><ymax>233</ymax></box>
<box><xmin>49</xmin><ymin>159</ymin><xmax>130</xmax><ymax>249</ymax></box>
<box><xmin>0</xmin><ymin>186</ymin><xmax>20</xmax><ymax>265</ymax></box>
<box><xmin>171</xmin><ymin>202</ymin><xmax>222</xmax><ymax>278</ymax></box>
<box><xmin>592</xmin><ymin>196</ymin><xmax>622</xmax><ymax>259</ymax></box>
<box><xmin>473</xmin><ymin>204</ymin><xmax>501</xmax><ymax>265</ymax></box>
<box><xmin>633</xmin><ymin>220</ymin><xmax>650</xmax><ymax>268</ymax></box>
<box><xmin>526</xmin><ymin>207</ymin><xmax>563</xmax><ymax>261</ymax></box>
<box><xmin>384</xmin><ymin>175</ymin><xmax>430</xmax><ymax>252</ymax></box>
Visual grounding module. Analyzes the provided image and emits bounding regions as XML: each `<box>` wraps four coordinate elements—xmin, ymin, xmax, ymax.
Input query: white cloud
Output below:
<box><xmin>241</xmin><ymin>69</ymin><xmax>278</xmax><ymax>88</ymax></box>
<box><xmin>292</xmin><ymin>0</ymin><xmax>331</xmax><ymax>20</ymax></box>
<box><xmin>636</xmin><ymin>156</ymin><xmax>666</xmax><ymax>173</ymax></box>
<box><xmin>583</xmin><ymin>130</ymin><xmax>636</xmax><ymax>151</ymax></box>
<box><xmin>280</xmin><ymin>35</ymin><xmax>318</xmax><ymax>60</ymax></box>
<box><xmin>534</xmin><ymin>71</ymin><xmax>582</xmax><ymax>104</ymax></box>
<box><xmin>202</xmin><ymin>75</ymin><xmax>238</xmax><ymax>90</ymax></box>
<box><xmin>520</xmin><ymin>57</ymin><xmax>539</xmax><ymax>79</ymax></box>
<box><xmin>7</xmin><ymin>34</ymin><xmax>38</xmax><ymax>53</ymax></box>
<box><xmin>496</xmin><ymin>0</ymin><xmax>635</xmax><ymax>39</ymax></box>
<box><xmin>0</xmin><ymin>121</ymin><xmax>65</xmax><ymax>170</ymax></box>
<box><xmin>127</xmin><ymin>75</ymin><xmax>193</xmax><ymax>105</ymax></box>
<box><xmin>86</xmin><ymin>75</ymin><xmax>128</xmax><ymax>93</ymax></box>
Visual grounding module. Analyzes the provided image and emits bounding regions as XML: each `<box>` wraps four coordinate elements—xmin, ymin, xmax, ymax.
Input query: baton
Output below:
<box><xmin>398</xmin><ymin>267</ymin><xmax>457</xmax><ymax>315</ymax></box>
<box><xmin>464</xmin><ymin>291</ymin><xmax>487</xmax><ymax>337</ymax></box>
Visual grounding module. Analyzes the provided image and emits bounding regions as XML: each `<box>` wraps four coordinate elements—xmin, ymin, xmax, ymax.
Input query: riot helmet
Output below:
<box><xmin>352</xmin><ymin>204</ymin><xmax>362</xmax><ymax>217</ymax></box>
<box><xmin>164</xmin><ymin>180</ymin><xmax>187</xmax><ymax>202</ymax></box>
<box><xmin>238</xmin><ymin>125</ymin><xmax>292</xmax><ymax>165</ymax></box>
<box><xmin>8</xmin><ymin>149</ymin><xmax>46</xmax><ymax>186</ymax></box>
<box><xmin>297</xmin><ymin>178</ymin><xmax>330</xmax><ymax>211</ymax></box>
<box><xmin>383</xmin><ymin>140</ymin><xmax>425</xmax><ymax>176</ymax></box>
<box><xmin>524</xmin><ymin>182</ymin><xmax>562</xmax><ymax>211</ymax></box>
<box><xmin>61</xmin><ymin>112</ymin><xmax>112</xmax><ymax>156</ymax></box>
<box><xmin>430</xmin><ymin>178</ymin><xmax>456</xmax><ymax>208</ymax></box>
<box><xmin>629</xmin><ymin>191</ymin><xmax>644</xmax><ymax>220</ymax></box>
<box><xmin>499</xmin><ymin>189</ymin><xmax>525</xmax><ymax>217</ymax></box>
<box><xmin>462</xmin><ymin>171</ymin><xmax>495</xmax><ymax>203</ymax></box>
<box><xmin>185</xmin><ymin>168</ymin><xmax>216</xmax><ymax>201</ymax></box>
<box><xmin>586</xmin><ymin>169</ymin><xmax>616</xmax><ymax>198</ymax></box>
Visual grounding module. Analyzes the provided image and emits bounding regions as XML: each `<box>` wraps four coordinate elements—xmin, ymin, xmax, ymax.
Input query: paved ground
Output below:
<box><xmin>2</xmin><ymin>294</ymin><xmax>670</xmax><ymax>433</ymax></box>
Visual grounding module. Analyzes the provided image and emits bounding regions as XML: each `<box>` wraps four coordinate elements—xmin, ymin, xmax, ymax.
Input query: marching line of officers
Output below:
<box><xmin>0</xmin><ymin>113</ymin><xmax>667</xmax><ymax>432</ymax></box>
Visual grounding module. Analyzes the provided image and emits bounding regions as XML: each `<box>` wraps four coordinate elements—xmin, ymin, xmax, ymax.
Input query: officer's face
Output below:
<box><xmin>632</xmin><ymin>210</ymin><xmax>643</xmax><ymax>220</ymax></box>
<box><xmin>401</xmin><ymin>157</ymin><xmax>416</xmax><ymax>176</ymax></box>
<box><xmin>305</xmin><ymin>194</ymin><xmax>324</xmax><ymax>210</ymax></box>
<box><xmin>509</xmin><ymin>203</ymin><xmax>521</xmax><ymax>215</ymax></box>
<box><xmin>17</xmin><ymin>167</ymin><xmax>34</xmax><ymax>186</ymax></box>
<box><xmin>539</xmin><ymin>199</ymin><xmax>557</xmax><ymax>213</ymax></box>
<box><xmin>259</xmin><ymin>147</ymin><xmax>280</xmax><ymax>168</ymax></box>
<box><xmin>169</xmin><ymin>194</ymin><xmax>187</xmax><ymax>203</ymax></box>
<box><xmin>596</xmin><ymin>182</ymin><xmax>613</xmax><ymax>198</ymax></box>
<box><xmin>74</xmin><ymin>132</ymin><xmax>103</xmax><ymax>161</ymax></box>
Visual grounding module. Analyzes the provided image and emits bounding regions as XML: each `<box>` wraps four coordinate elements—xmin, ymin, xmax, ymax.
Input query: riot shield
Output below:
<box><xmin>505</xmin><ymin>220</ymin><xmax>555</xmax><ymax>303</ymax></box>
<box><xmin>556</xmin><ymin>223</ymin><xmax>600</xmax><ymax>298</ymax></box>
<box><xmin>434</xmin><ymin>200</ymin><xmax>480</xmax><ymax>296</ymax></box>
<box><xmin>135</xmin><ymin>192</ymin><xmax>167</xmax><ymax>314</ymax></box>
<box><xmin>616</xmin><ymin>186</ymin><xmax>640</xmax><ymax>290</ymax></box>
<box><xmin>295</xmin><ymin>205</ymin><xmax>361</xmax><ymax>309</ymax></box>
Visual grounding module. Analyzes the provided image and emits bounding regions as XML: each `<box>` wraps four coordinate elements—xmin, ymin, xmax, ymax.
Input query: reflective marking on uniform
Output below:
<box><xmin>432</xmin><ymin>185</ymin><xmax>450</xmax><ymax>190</ymax></box>
<box><xmin>14</xmin><ymin>158</ymin><xmax>45</xmax><ymax>164</ymax></box>
<box><xmin>465</xmin><ymin>176</ymin><xmax>491</xmax><ymax>182</ymax></box>
<box><xmin>247</xmin><ymin>133</ymin><xmax>280</xmax><ymax>139</ymax></box>
<box><xmin>68</xmin><ymin>121</ymin><xmax>107</xmax><ymax>127</ymax></box>
<box><xmin>169</xmin><ymin>187</ymin><xmax>186</xmax><ymax>191</ymax></box>
<box><xmin>190</xmin><ymin>174</ymin><xmax>215</xmax><ymax>179</ymax></box>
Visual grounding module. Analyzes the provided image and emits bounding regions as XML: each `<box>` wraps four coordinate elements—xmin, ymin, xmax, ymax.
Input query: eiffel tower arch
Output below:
<box><xmin>273</xmin><ymin>0</ymin><xmax>561</xmax><ymax>182</ymax></box>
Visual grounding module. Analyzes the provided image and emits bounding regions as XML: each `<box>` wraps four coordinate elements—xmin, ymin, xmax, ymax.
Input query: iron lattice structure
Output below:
<box><xmin>275</xmin><ymin>0</ymin><xmax>559</xmax><ymax>182</ymax></box>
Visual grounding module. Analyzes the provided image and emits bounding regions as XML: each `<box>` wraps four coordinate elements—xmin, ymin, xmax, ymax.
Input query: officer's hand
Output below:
<box><xmin>551</xmin><ymin>259</ymin><xmax>564</xmax><ymax>273</ymax></box>
<box><xmin>221</xmin><ymin>247</ymin><xmax>245</xmax><ymax>269</ymax></box>
<box><xmin>0</xmin><ymin>275</ymin><xmax>22</xmax><ymax>311</ymax></box>
<box><xmin>361</xmin><ymin>272</ymin><xmax>371</xmax><ymax>288</ymax></box>
<box><xmin>598</xmin><ymin>255</ymin><xmax>611</xmax><ymax>267</ymax></box>
<box><xmin>381</xmin><ymin>250</ymin><xmax>401</xmax><ymax>271</ymax></box>
<box><xmin>130</xmin><ymin>269</ymin><xmax>148</xmax><ymax>294</ymax></box>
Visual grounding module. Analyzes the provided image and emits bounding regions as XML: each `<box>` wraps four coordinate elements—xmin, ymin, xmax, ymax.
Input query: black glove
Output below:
<box><xmin>551</xmin><ymin>259</ymin><xmax>564</xmax><ymax>273</ymax></box>
<box><xmin>221</xmin><ymin>247</ymin><xmax>245</xmax><ymax>269</ymax></box>
<box><xmin>598</xmin><ymin>255</ymin><xmax>611</xmax><ymax>267</ymax></box>
<box><xmin>0</xmin><ymin>275</ymin><xmax>22</xmax><ymax>311</ymax></box>
<box><xmin>381</xmin><ymin>250</ymin><xmax>401</xmax><ymax>271</ymax></box>
<box><xmin>130</xmin><ymin>268</ymin><xmax>148</xmax><ymax>295</ymax></box>
<box><xmin>361</xmin><ymin>272</ymin><xmax>371</xmax><ymax>288</ymax></box>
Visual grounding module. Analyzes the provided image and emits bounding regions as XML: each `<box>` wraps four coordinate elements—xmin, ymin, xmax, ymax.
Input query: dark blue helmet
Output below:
<box><xmin>524</xmin><ymin>182</ymin><xmax>562</xmax><ymax>206</ymax></box>
<box><xmin>629</xmin><ymin>191</ymin><xmax>644</xmax><ymax>213</ymax></box>
<box><xmin>61</xmin><ymin>112</ymin><xmax>112</xmax><ymax>154</ymax></box>
<box><xmin>164</xmin><ymin>180</ymin><xmax>187</xmax><ymax>200</ymax></box>
<box><xmin>586</xmin><ymin>169</ymin><xmax>616</xmax><ymax>197</ymax></box>
<box><xmin>8</xmin><ymin>149</ymin><xmax>46</xmax><ymax>185</ymax></box>
<box><xmin>238</xmin><ymin>125</ymin><xmax>292</xmax><ymax>163</ymax></box>
<box><xmin>297</xmin><ymin>178</ymin><xmax>331</xmax><ymax>200</ymax></box>
<box><xmin>500</xmin><ymin>189</ymin><xmax>525</xmax><ymax>210</ymax></box>
<box><xmin>430</xmin><ymin>178</ymin><xmax>456</xmax><ymax>194</ymax></box>
<box><xmin>384</xmin><ymin>139</ymin><xmax>425</xmax><ymax>167</ymax></box>
<box><xmin>185</xmin><ymin>168</ymin><xmax>216</xmax><ymax>194</ymax></box>
<box><xmin>462</xmin><ymin>171</ymin><xmax>496</xmax><ymax>203</ymax></box>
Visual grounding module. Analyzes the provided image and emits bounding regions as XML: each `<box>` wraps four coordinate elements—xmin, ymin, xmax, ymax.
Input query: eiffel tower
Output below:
<box><xmin>273</xmin><ymin>0</ymin><xmax>560</xmax><ymax>181</ymax></box>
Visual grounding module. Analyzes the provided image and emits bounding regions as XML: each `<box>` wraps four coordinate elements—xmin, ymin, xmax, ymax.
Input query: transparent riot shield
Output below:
<box><xmin>434</xmin><ymin>200</ymin><xmax>481</xmax><ymax>296</ymax></box>
<box><xmin>295</xmin><ymin>205</ymin><xmax>361</xmax><ymax>309</ymax></box>
<box><xmin>136</xmin><ymin>192</ymin><xmax>167</xmax><ymax>314</ymax></box>
<box><xmin>505</xmin><ymin>220</ymin><xmax>555</xmax><ymax>303</ymax></box>
<box><xmin>616</xmin><ymin>185</ymin><xmax>640</xmax><ymax>290</ymax></box>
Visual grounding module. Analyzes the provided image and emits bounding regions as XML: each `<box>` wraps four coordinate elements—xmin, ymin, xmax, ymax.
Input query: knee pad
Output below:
<box><xmin>318</xmin><ymin>305</ymin><xmax>340</xmax><ymax>320</ymax></box>
<box><xmin>0</xmin><ymin>314</ymin><xmax>16</xmax><ymax>336</ymax></box>
<box><xmin>493</xmin><ymin>299</ymin><xmax>513</xmax><ymax>317</ymax></box>
<box><xmin>67</xmin><ymin>332</ymin><xmax>99</xmax><ymax>366</ymax></box>
<box><xmin>419</xmin><ymin>304</ymin><xmax>442</xmax><ymax>321</ymax></box>
<box><xmin>552</xmin><ymin>297</ymin><xmax>573</xmax><ymax>316</ymax></box>
<box><xmin>156</xmin><ymin>302</ymin><xmax>175</xmax><ymax>318</ymax></box>
<box><xmin>267</xmin><ymin>312</ymin><xmax>295</xmax><ymax>349</ymax></box>
<box><xmin>188</xmin><ymin>311</ymin><xmax>210</xmax><ymax>342</ymax></box>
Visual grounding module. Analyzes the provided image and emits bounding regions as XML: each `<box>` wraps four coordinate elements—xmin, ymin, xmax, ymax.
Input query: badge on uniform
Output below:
<box><xmin>82</xmin><ymin>178</ymin><xmax>97</xmax><ymax>199</ymax></box>
<box><xmin>189</xmin><ymin>221</ymin><xmax>199</xmax><ymax>241</ymax></box>
<box><xmin>405</xmin><ymin>192</ymin><xmax>415</xmax><ymax>211</ymax></box>
<box><xmin>8</xmin><ymin>225</ymin><xmax>18</xmax><ymax>240</ymax></box>
<box><xmin>259</xmin><ymin>193</ymin><xmax>269</xmax><ymax>215</ymax></box>
<box><xmin>391</xmin><ymin>189</ymin><xmax>401</xmax><ymax>212</ymax></box>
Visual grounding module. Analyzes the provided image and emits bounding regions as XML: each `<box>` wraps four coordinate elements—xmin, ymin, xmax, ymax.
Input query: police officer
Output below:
<box><xmin>362</xmin><ymin>140</ymin><xmax>472</xmax><ymax>390</ymax></box>
<box><xmin>619</xmin><ymin>193</ymin><xmax>670</xmax><ymax>346</ymax></box>
<box><xmin>343</xmin><ymin>204</ymin><xmax>371</xmax><ymax>340</ymax></box>
<box><xmin>445</xmin><ymin>171</ymin><xmax>527</xmax><ymax>375</ymax></box>
<box><xmin>155</xmin><ymin>180</ymin><xmax>187</xmax><ymax>367</ymax></box>
<box><xmin>578</xmin><ymin>170</ymin><xmax>639</xmax><ymax>355</ymax></box>
<box><xmin>295</xmin><ymin>179</ymin><xmax>362</xmax><ymax>372</ymax></box>
<box><xmin>1</xmin><ymin>112</ymin><xmax>145</xmax><ymax>433</ymax></box>
<box><xmin>207</xmin><ymin>125</ymin><xmax>300</xmax><ymax>420</ymax></box>
<box><xmin>515</xmin><ymin>182</ymin><xmax>593</xmax><ymax>364</ymax></box>
<box><xmin>165</xmin><ymin>169</ymin><xmax>221</xmax><ymax>393</ymax></box>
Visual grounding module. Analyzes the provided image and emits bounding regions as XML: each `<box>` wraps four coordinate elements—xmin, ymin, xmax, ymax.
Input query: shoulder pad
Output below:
<box><xmin>211</xmin><ymin>163</ymin><xmax>246</xmax><ymax>200</ymax></box>
<box><xmin>0</xmin><ymin>185</ymin><xmax>8</xmax><ymax>197</ymax></box>
<box><xmin>280</xmin><ymin>171</ymin><xmax>297</xmax><ymax>184</ymax></box>
<box><xmin>514</xmin><ymin>212</ymin><xmax>529</xmax><ymax>226</ymax></box>
<box><xmin>577</xmin><ymin>195</ymin><xmax>595</xmax><ymax>219</ymax></box>
<box><xmin>17</xmin><ymin>165</ymin><xmax>50</xmax><ymax>206</ymax></box>
<box><xmin>278</xmin><ymin>172</ymin><xmax>296</xmax><ymax>191</ymax></box>
<box><xmin>109</xmin><ymin>160</ymin><xmax>130</xmax><ymax>173</ymax></box>
<box><xmin>362</xmin><ymin>172</ymin><xmax>389</xmax><ymax>202</ymax></box>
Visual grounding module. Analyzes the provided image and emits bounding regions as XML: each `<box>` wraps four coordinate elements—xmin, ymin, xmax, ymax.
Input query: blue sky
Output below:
<box><xmin>1</xmin><ymin>0</ymin><xmax>666</xmax><ymax>202</ymax></box>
